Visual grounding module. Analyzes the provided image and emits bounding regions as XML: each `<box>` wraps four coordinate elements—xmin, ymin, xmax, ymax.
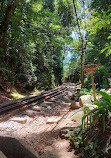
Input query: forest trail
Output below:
<box><xmin>0</xmin><ymin>83</ymin><xmax>81</xmax><ymax>158</ymax></box>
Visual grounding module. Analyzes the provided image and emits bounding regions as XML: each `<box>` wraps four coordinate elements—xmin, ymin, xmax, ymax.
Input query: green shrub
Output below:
<box><xmin>70</xmin><ymin>91</ymin><xmax>111</xmax><ymax>157</ymax></box>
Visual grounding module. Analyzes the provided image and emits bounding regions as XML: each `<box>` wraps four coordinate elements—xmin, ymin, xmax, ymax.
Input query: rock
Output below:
<box><xmin>44</xmin><ymin>101</ymin><xmax>53</xmax><ymax>106</ymax></box>
<box><xmin>85</xmin><ymin>103</ymin><xmax>98</xmax><ymax>110</ymax></box>
<box><xmin>60</xmin><ymin>127</ymin><xmax>75</xmax><ymax>139</ymax></box>
<box><xmin>79</xmin><ymin>95</ymin><xmax>92</xmax><ymax>107</ymax></box>
<box><xmin>10</xmin><ymin>117</ymin><xmax>27</xmax><ymax>124</ymax></box>
<box><xmin>71</xmin><ymin>111</ymin><xmax>84</xmax><ymax>121</ymax></box>
<box><xmin>70</xmin><ymin>101</ymin><xmax>81</xmax><ymax>110</ymax></box>
<box><xmin>0</xmin><ymin>126</ymin><xmax>7</xmax><ymax>131</ymax></box>
<box><xmin>0</xmin><ymin>151</ymin><xmax>7</xmax><ymax>158</ymax></box>
<box><xmin>25</xmin><ymin>110</ymin><xmax>36</xmax><ymax>117</ymax></box>
<box><xmin>40</xmin><ymin>103</ymin><xmax>48</xmax><ymax>108</ymax></box>
<box><xmin>62</xmin><ymin>96</ymin><xmax>70</xmax><ymax>102</ymax></box>
<box><xmin>71</xmin><ymin>94</ymin><xmax>76</xmax><ymax>100</ymax></box>
<box><xmin>46</xmin><ymin>117</ymin><xmax>61</xmax><ymax>124</ymax></box>
<box><xmin>106</xmin><ymin>88</ymin><xmax>111</xmax><ymax>94</ymax></box>
<box><xmin>67</xmin><ymin>92</ymin><xmax>73</xmax><ymax>99</ymax></box>
<box><xmin>76</xmin><ymin>84</ymin><xmax>81</xmax><ymax>89</ymax></box>
<box><xmin>31</xmin><ymin>106</ymin><xmax>41</xmax><ymax>112</ymax></box>
<box><xmin>47</xmin><ymin>106</ymin><xmax>51</xmax><ymax>110</ymax></box>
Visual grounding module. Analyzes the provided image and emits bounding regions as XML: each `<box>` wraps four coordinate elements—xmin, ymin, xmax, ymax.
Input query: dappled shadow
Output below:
<box><xmin>25</xmin><ymin>127</ymin><xmax>75</xmax><ymax>158</ymax></box>
<box><xmin>34</xmin><ymin>97</ymin><xmax>71</xmax><ymax>118</ymax></box>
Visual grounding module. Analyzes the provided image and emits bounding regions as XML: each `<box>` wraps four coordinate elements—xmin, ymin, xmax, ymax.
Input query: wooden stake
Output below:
<box><xmin>91</xmin><ymin>71</ymin><xmax>96</xmax><ymax>98</ymax></box>
<box><xmin>81</xmin><ymin>34</ymin><xmax>85</xmax><ymax>88</ymax></box>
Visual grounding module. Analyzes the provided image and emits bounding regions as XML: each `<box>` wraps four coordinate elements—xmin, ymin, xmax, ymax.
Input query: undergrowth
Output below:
<box><xmin>76</xmin><ymin>86</ymin><xmax>99</xmax><ymax>98</ymax></box>
<box><xmin>70</xmin><ymin>91</ymin><xmax>111</xmax><ymax>158</ymax></box>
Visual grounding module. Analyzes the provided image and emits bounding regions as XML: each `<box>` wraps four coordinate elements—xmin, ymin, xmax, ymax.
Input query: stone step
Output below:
<box><xmin>46</xmin><ymin>117</ymin><xmax>61</xmax><ymax>124</ymax></box>
<box><xmin>48</xmin><ymin>98</ymin><xmax>57</xmax><ymax>102</ymax></box>
<box><xmin>10</xmin><ymin>117</ymin><xmax>27</xmax><ymax>124</ymax></box>
<box><xmin>44</xmin><ymin>101</ymin><xmax>53</xmax><ymax>106</ymax></box>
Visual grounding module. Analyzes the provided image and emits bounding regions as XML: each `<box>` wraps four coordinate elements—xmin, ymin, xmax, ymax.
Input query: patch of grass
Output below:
<box><xmin>31</xmin><ymin>88</ymin><xmax>44</xmax><ymax>95</ymax></box>
<box><xmin>9</xmin><ymin>89</ymin><xmax>25</xmax><ymax>99</ymax></box>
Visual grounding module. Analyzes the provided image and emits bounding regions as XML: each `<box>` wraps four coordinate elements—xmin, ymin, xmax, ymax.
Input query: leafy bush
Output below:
<box><xmin>77</xmin><ymin>86</ymin><xmax>99</xmax><ymax>98</ymax></box>
<box><xmin>70</xmin><ymin>91</ymin><xmax>111</xmax><ymax>157</ymax></box>
<box><xmin>82</xmin><ymin>91</ymin><xmax>111</xmax><ymax>131</ymax></box>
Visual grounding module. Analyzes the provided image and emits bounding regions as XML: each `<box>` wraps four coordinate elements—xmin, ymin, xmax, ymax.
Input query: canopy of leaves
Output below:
<box><xmin>0</xmin><ymin>0</ymin><xmax>111</xmax><ymax>91</ymax></box>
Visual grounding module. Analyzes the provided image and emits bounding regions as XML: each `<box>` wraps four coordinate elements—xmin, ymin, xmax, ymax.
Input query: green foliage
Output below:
<box><xmin>70</xmin><ymin>125</ymin><xmax>103</xmax><ymax>157</ymax></box>
<box><xmin>70</xmin><ymin>91</ymin><xmax>111</xmax><ymax>157</ymax></box>
<box><xmin>101</xmin><ymin>35</ymin><xmax>111</xmax><ymax>57</ymax></box>
<box><xmin>0</xmin><ymin>0</ymin><xmax>111</xmax><ymax>92</ymax></box>
<box><xmin>0</xmin><ymin>0</ymin><xmax>74</xmax><ymax>90</ymax></box>
<box><xmin>84</xmin><ymin>66</ymin><xmax>110</xmax><ymax>89</ymax></box>
<box><xmin>69</xmin><ymin>125</ymin><xmax>85</xmax><ymax>148</ymax></box>
<box><xmin>77</xmin><ymin>88</ymin><xmax>92</xmax><ymax>98</ymax></box>
<box><xmin>82</xmin><ymin>91</ymin><xmax>111</xmax><ymax>131</ymax></box>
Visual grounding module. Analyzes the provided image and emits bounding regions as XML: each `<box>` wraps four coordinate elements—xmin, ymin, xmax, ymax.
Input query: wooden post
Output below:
<box><xmin>91</xmin><ymin>71</ymin><xmax>96</xmax><ymax>98</ymax></box>
<box><xmin>81</xmin><ymin>34</ymin><xmax>85</xmax><ymax>88</ymax></box>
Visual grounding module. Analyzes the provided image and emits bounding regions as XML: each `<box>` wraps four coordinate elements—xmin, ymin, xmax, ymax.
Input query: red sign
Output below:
<box><xmin>83</xmin><ymin>67</ymin><xmax>99</xmax><ymax>72</ymax></box>
<box><xmin>83</xmin><ymin>64</ymin><xmax>100</xmax><ymax>72</ymax></box>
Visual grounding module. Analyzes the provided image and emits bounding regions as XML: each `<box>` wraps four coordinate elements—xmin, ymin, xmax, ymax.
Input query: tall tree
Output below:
<box><xmin>0</xmin><ymin>0</ymin><xmax>18</xmax><ymax>47</ymax></box>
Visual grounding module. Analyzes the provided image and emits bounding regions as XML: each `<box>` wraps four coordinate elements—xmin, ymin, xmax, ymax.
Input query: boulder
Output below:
<box><xmin>70</xmin><ymin>101</ymin><xmax>81</xmax><ymax>110</ymax></box>
<box><xmin>71</xmin><ymin>111</ymin><xmax>84</xmax><ymax>121</ymax></box>
<box><xmin>79</xmin><ymin>95</ymin><xmax>92</xmax><ymax>107</ymax></box>
<box><xmin>85</xmin><ymin>103</ymin><xmax>98</xmax><ymax>110</ymax></box>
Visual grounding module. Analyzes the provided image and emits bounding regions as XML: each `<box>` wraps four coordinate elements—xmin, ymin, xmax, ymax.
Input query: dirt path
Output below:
<box><xmin>0</xmin><ymin>84</ymin><xmax>81</xmax><ymax>158</ymax></box>
<box><xmin>23</xmin><ymin>102</ymin><xmax>80</xmax><ymax>158</ymax></box>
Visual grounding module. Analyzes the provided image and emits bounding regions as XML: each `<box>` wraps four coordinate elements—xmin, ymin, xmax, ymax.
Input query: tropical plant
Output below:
<box><xmin>82</xmin><ymin>91</ymin><xmax>111</xmax><ymax>131</ymax></box>
<box><xmin>70</xmin><ymin>91</ymin><xmax>111</xmax><ymax>157</ymax></box>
